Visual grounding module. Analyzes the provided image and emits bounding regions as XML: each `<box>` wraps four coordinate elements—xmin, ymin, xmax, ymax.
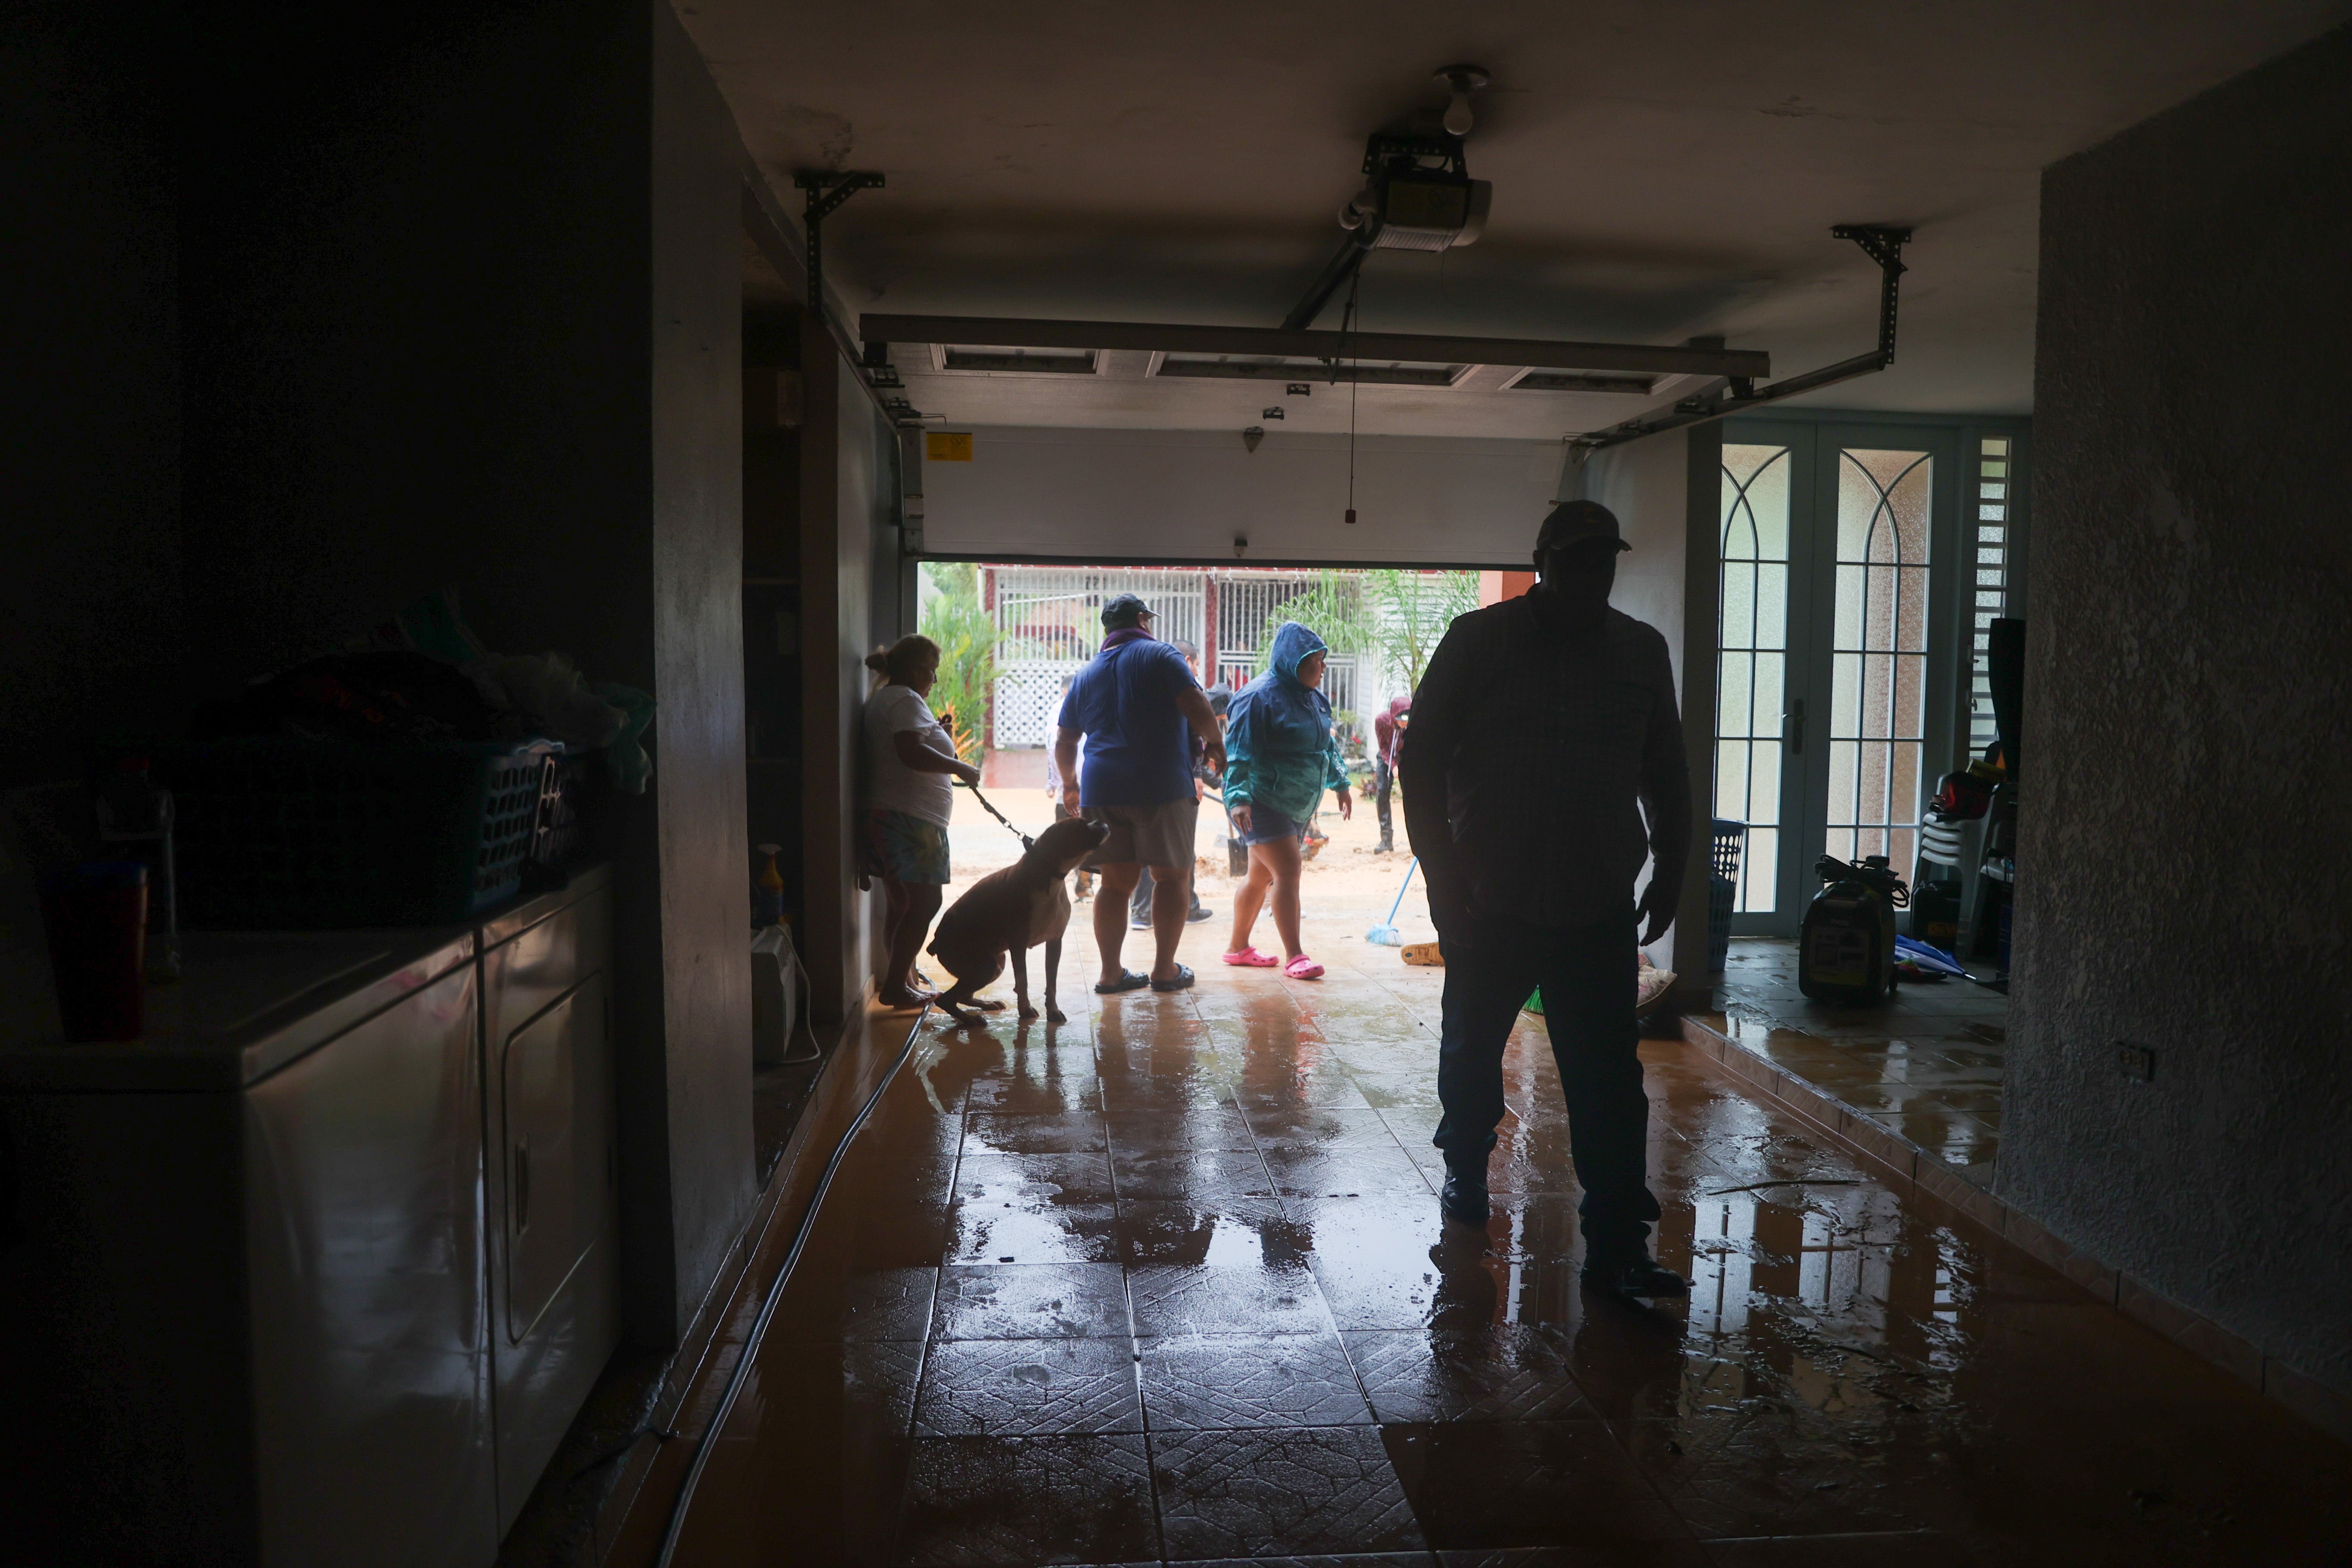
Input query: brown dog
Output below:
<box><xmin>927</xmin><ymin>816</ymin><xmax>1108</xmax><ymax>1024</ymax></box>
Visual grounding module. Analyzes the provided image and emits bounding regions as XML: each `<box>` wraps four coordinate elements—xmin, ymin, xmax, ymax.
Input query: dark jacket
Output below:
<box><xmin>1400</xmin><ymin>595</ymin><xmax>1690</xmax><ymax>926</ymax></box>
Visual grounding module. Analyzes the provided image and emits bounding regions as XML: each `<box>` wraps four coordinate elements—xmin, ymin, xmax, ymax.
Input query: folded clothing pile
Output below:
<box><xmin>193</xmin><ymin>589</ymin><xmax>655</xmax><ymax>793</ymax></box>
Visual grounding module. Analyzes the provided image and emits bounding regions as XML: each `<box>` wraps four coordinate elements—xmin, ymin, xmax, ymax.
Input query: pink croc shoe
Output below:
<box><xmin>1283</xmin><ymin>954</ymin><xmax>1325</xmax><ymax>980</ymax></box>
<box><xmin>1222</xmin><ymin>947</ymin><xmax>1279</xmax><ymax>967</ymax></box>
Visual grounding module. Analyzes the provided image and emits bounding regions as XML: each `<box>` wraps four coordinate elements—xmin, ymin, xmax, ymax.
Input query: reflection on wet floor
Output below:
<box><xmin>1703</xmin><ymin>938</ymin><xmax>2008</xmax><ymax>1189</ymax></box>
<box><xmin>662</xmin><ymin>939</ymin><xmax>2349</xmax><ymax>1567</ymax></box>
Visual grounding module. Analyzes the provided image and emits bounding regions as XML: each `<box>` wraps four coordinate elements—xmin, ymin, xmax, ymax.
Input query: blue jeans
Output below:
<box><xmin>1432</xmin><ymin>908</ymin><xmax>1660</xmax><ymax>1262</ymax></box>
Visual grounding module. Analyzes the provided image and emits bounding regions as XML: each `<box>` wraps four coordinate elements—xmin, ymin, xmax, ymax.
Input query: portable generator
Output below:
<box><xmin>1798</xmin><ymin>853</ymin><xmax>1911</xmax><ymax>1005</ymax></box>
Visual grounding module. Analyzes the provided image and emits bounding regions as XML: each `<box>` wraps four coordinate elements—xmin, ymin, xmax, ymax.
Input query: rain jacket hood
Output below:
<box><xmin>1223</xmin><ymin>621</ymin><xmax>1349</xmax><ymax>825</ymax></box>
<box><xmin>1268</xmin><ymin>620</ymin><xmax>1328</xmax><ymax>685</ymax></box>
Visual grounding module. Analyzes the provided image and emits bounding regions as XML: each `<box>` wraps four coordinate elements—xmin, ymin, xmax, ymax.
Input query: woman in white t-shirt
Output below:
<box><xmin>862</xmin><ymin>635</ymin><xmax>980</xmax><ymax>1009</ymax></box>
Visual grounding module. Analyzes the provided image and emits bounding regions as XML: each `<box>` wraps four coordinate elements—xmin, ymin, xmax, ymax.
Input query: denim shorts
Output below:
<box><xmin>1235</xmin><ymin>803</ymin><xmax>1306</xmax><ymax>846</ymax></box>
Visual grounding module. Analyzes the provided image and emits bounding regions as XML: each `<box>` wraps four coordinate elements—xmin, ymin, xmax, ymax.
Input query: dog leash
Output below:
<box><xmin>956</xmin><ymin>778</ymin><xmax>1034</xmax><ymax>850</ymax></box>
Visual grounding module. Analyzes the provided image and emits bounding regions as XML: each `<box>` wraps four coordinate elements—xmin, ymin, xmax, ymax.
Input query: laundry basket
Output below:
<box><xmin>166</xmin><ymin>738</ymin><xmax>558</xmax><ymax>928</ymax></box>
<box><xmin>1708</xmin><ymin>819</ymin><xmax>1746</xmax><ymax>974</ymax></box>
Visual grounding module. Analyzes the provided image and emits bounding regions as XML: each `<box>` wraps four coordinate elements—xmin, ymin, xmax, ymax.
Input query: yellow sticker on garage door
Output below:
<box><xmin>925</xmin><ymin>432</ymin><xmax>974</xmax><ymax>461</ymax></box>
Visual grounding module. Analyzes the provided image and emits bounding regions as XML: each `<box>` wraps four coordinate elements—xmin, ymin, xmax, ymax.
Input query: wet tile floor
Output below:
<box><xmin>1699</xmin><ymin>940</ymin><xmax>2008</xmax><ymax>1189</ymax></box>
<box><xmin>663</xmin><ymin>938</ymin><xmax>2349</xmax><ymax>1567</ymax></box>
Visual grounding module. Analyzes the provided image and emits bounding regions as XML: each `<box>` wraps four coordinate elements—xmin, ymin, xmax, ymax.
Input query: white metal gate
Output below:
<box><xmin>1213</xmin><ymin>573</ymin><xmax>1360</xmax><ymax>720</ymax></box>
<box><xmin>1215</xmin><ymin>574</ymin><xmax>1312</xmax><ymax>677</ymax></box>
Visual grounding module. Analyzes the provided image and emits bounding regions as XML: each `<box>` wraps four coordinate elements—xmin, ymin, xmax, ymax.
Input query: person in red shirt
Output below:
<box><xmin>1370</xmin><ymin>694</ymin><xmax>1412</xmax><ymax>854</ymax></box>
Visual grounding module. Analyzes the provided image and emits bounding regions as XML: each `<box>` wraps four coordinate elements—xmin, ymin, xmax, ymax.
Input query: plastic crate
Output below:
<box><xmin>1707</xmin><ymin>819</ymin><xmax>1746</xmax><ymax>973</ymax></box>
<box><xmin>165</xmin><ymin>738</ymin><xmax>557</xmax><ymax>928</ymax></box>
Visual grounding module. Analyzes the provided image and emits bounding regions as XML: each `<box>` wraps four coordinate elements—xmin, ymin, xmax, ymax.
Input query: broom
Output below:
<box><xmin>1366</xmin><ymin>858</ymin><xmax>1417</xmax><ymax>946</ymax></box>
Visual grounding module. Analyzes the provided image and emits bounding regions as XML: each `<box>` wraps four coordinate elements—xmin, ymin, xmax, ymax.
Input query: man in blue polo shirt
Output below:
<box><xmin>1053</xmin><ymin>594</ymin><xmax>1227</xmax><ymax>993</ymax></box>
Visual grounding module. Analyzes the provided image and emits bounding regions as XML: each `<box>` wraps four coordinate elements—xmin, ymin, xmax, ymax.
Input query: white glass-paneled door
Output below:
<box><xmin>1716</xmin><ymin>419</ymin><xmax>1964</xmax><ymax>935</ymax></box>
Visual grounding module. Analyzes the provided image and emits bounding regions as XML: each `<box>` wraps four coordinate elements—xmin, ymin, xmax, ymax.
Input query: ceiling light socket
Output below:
<box><xmin>1435</xmin><ymin>64</ymin><xmax>1491</xmax><ymax>138</ymax></box>
<box><xmin>1233</xmin><ymin>534</ymin><xmax>1249</xmax><ymax>557</ymax></box>
<box><xmin>1242</xmin><ymin>426</ymin><xmax>1265</xmax><ymax>453</ymax></box>
<box><xmin>1262</xmin><ymin>406</ymin><xmax>1285</xmax><ymax>419</ymax></box>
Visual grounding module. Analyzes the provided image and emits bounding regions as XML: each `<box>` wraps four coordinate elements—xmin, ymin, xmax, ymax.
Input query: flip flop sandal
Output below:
<box><xmin>1149</xmin><ymin>964</ymin><xmax>1196</xmax><ymax>992</ymax></box>
<box><xmin>1222</xmin><ymin>948</ymin><xmax>1279</xmax><ymax>967</ymax></box>
<box><xmin>1094</xmin><ymin>970</ymin><xmax>1151</xmax><ymax>994</ymax></box>
<box><xmin>1283</xmin><ymin>955</ymin><xmax>1325</xmax><ymax>980</ymax></box>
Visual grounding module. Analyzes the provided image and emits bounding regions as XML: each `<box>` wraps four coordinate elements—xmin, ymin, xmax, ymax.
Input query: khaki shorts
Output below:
<box><xmin>1081</xmin><ymin>797</ymin><xmax>1199</xmax><ymax>871</ymax></box>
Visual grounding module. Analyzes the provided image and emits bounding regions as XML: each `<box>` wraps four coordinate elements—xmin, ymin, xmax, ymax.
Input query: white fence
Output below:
<box><xmin>987</xmin><ymin>569</ymin><xmax>1206</xmax><ymax>747</ymax></box>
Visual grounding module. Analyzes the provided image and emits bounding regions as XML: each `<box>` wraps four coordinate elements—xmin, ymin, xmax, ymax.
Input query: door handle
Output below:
<box><xmin>1784</xmin><ymin>698</ymin><xmax>1806</xmax><ymax>756</ymax></box>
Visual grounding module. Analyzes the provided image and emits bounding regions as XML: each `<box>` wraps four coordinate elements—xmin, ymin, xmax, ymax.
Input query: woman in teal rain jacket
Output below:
<box><xmin>1220</xmin><ymin>621</ymin><xmax>1353</xmax><ymax>979</ymax></box>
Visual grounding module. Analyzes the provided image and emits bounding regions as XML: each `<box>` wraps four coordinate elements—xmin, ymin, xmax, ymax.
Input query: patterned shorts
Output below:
<box><xmin>862</xmin><ymin>808</ymin><xmax>951</xmax><ymax>886</ymax></box>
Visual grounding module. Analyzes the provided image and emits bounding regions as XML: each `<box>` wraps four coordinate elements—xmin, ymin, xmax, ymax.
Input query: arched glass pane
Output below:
<box><xmin>1716</xmin><ymin>445</ymin><xmax>1792</xmax><ymax>912</ymax></box>
<box><xmin>1828</xmin><ymin>448</ymin><xmax>1933</xmax><ymax>887</ymax></box>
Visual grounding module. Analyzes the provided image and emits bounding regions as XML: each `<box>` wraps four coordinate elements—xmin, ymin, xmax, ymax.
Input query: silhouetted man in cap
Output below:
<box><xmin>1401</xmin><ymin>498</ymin><xmax>1693</xmax><ymax>1298</ymax></box>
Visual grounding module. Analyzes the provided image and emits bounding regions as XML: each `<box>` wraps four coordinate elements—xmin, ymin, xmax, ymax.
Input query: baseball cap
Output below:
<box><xmin>1535</xmin><ymin>499</ymin><xmax>1630</xmax><ymax>554</ymax></box>
<box><xmin>1101</xmin><ymin>593</ymin><xmax>1153</xmax><ymax>628</ymax></box>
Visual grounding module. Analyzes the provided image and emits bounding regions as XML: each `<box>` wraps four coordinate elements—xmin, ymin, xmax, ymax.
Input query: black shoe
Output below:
<box><xmin>1186</xmin><ymin>904</ymin><xmax>1214</xmax><ymax>923</ymax></box>
<box><xmin>1581</xmin><ymin>1256</ymin><xmax>1691</xmax><ymax>1299</ymax></box>
<box><xmin>1439</xmin><ymin>1174</ymin><xmax>1489</xmax><ymax>1227</ymax></box>
<box><xmin>1374</xmin><ymin>840</ymin><xmax>1394</xmax><ymax>854</ymax></box>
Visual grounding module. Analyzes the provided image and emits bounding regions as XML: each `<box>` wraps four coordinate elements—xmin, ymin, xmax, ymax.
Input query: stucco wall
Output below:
<box><xmin>2007</xmin><ymin>24</ymin><xmax>2352</xmax><ymax>1401</ymax></box>
<box><xmin>647</xmin><ymin>0</ymin><xmax>756</xmax><ymax>1349</ymax></box>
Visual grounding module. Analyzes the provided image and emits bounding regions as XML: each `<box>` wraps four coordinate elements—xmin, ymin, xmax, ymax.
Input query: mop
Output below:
<box><xmin>1366</xmin><ymin>858</ymin><xmax>1417</xmax><ymax>946</ymax></box>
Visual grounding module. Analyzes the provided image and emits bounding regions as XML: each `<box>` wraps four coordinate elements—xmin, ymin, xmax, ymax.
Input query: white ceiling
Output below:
<box><xmin>684</xmin><ymin>0</ymin><xmax>2350</xmax><ymax>438</ymax></box>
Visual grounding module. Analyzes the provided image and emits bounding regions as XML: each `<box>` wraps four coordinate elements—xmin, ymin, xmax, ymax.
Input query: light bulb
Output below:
<box><xmin>1433</xmin><ymin>64</ymin><xmax>1490</xmax><ymax>138</ymax></box>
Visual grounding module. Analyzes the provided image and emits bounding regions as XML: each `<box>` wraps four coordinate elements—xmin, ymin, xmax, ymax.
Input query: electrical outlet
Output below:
<box><xmin>2115</xmin><ymin>1042</ymin><xmax>2156</xmax><ymax>1083</ymax></box>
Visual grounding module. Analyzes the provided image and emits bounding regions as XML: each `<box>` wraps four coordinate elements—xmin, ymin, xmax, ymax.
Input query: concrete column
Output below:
<box><xmin>1677</xmin><ymin>425</ymin><xmax>1725</xmax><ymax>987</ymax></box>
<box><xmin>798</xmin><ymin>323</ymin><xmax>877</xmax><ymax>1023</ymax></box>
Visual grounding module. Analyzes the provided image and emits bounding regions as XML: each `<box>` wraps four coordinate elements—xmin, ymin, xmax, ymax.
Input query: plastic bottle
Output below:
<box><xmin>753</xmin><ymin>842</ymin><xmax>786</xmax><ymax>927</ymax></box>
<box><xmin>96</xmin><ymin>757</ymin><xmax>181</xmax><ymax>983</ymax></box>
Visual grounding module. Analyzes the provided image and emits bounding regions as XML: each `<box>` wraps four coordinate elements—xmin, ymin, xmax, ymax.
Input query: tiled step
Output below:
<box><xmin>1673</xmin><ymin>1008</ymin><xmax>2352</xmax><ymax>1444</ymax></box>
